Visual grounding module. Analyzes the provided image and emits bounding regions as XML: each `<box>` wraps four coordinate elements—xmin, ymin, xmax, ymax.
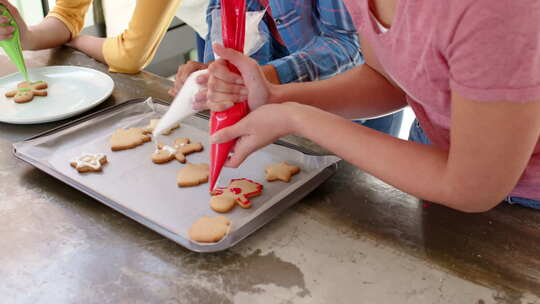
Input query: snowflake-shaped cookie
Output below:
<box><xmin>70</xmin><ymin>153</ymin><xmax>108</xmax><ymax>173</ymax></box>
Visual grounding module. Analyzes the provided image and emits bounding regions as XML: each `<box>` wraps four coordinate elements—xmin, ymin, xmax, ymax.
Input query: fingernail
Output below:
<box><xmin>236</xmin><ymin>78</ymin><xmax>244</xmax><ymax>84</ymax></box>
<box><xmin>240</xmin><ymin>88</ymin><xmax>248</xmax><ymax>95</ymax></box>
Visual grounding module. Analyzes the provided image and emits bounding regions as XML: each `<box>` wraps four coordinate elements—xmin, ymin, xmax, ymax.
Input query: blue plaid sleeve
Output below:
<box><xmin>270</xmin><ymin>0</ymin><xmax>363</xmax><ymax>83</ymax></box>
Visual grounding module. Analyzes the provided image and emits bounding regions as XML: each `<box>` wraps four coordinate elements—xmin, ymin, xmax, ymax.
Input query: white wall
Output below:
<box><xmin>7</xmin><ymin>0</ymin><xmax>94</xmax><ymax>27</ymax></box>
<box><xmin>102</xmin><ymin>0</ymin><xmax>134</xmax><ymax>37</ymax></box>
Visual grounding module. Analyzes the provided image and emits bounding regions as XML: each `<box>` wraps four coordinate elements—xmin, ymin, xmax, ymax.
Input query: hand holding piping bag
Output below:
<box><xmin>0</xmin><ymin>2</ymin><xmax>29</xmax><ymax>81</ymax></box>
<box><xmin>208</xmin><ymin>44</ymin><xmax>296</xmax><ymax>168</ymax></box>
<box><xmin>208</xmin><ymin>0</ymin><xmax>249</xmax><ymax>192</ymax></box>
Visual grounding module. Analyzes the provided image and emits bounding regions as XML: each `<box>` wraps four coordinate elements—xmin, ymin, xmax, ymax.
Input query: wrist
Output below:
<box><xmin>268</xmin><ymin>82</ymin><xmax>286</xmax><ymax>105</ymax></box>
<box><xmin>281</xmin><ymin>102</ymin><xmax>309</xmax><ymax>134</ymax></box>
<box><xmin>22</xmin><ymin>27</ymin><xmax>37</xmax><ymax>50</ymax></box>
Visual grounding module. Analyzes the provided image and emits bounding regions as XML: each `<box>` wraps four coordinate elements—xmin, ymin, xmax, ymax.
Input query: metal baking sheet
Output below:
<box><xmin>13</xmin><ymin>98</ymin><xmax>340</xmax><ymax>252</ymax></box>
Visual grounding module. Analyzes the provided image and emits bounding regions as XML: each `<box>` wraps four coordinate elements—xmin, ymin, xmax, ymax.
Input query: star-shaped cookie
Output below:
<box><xmin>70</xmin><ymin>153</ymin><xmax>108</xmax><ymax>173</ymax></box>
<box><xmin>265</xmin><ymin>162</ymin><xmax>301</xmax><ymax>182</ymax></box>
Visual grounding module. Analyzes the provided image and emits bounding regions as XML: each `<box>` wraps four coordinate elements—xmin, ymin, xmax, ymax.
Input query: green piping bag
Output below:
<box><xmin>0</xmin><ymin>4</ymin><xmax>29</xmax><ymax>81</ymax></box>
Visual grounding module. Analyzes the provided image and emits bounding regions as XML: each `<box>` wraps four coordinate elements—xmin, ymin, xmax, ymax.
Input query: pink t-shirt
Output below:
<box><xmin>344</xmin><ymin>0</ymin><xmax>540</xmax><ymax>200</ymax></box>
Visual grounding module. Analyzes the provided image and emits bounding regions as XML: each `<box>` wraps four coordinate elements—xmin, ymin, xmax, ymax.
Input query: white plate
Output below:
<box><xmin>0</xmin><ymin>66</ymin><xmax>114</xmax><ymax>124</ymax></box>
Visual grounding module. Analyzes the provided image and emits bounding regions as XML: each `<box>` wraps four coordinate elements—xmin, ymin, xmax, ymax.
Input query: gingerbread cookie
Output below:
<box><xmin>70</xmin><ymin>153</ymin><xmax>108</xmax><ymax>173</ymax></box>
<box><xmin>151</xmin><ymin>144</ymin><xmax>177</xmax><ymax>164</ymax></box>
<box><xmin>143</xmin><ymin>119</ymin><xmax>179</xmax><ymax>135</ymax></box>
<box><xmin>210</xmin><ymin>178</ymin><xmax>263</xmax><ymax>213</ymax></box>
<box><xmin>173</xmin><ymin>138</ymin><xmax>203</xmax><ymax>163</ymax></box>
<box><xmin>110</xmin><ymin>128</ymin><xmax>151</xmax><ymax>151</ymax></box>
<box><xmin>265</xmin><ymin>162</ymin><xmax>301</xmax><ymax>182</ymax></box>
<box><xmin>177</xmin><ymin>163</ymin><xmax>209</xmax><ymax>187</ymax></box>
<box><xmin>151</xmin><ymin>138</ymin><xmax>204</xmax><ymax>164</ymax></box>
<box><xmin>188</xmin><ymin>216</ymin><xmax>231</xmax><ymax>243</ymax></box>
<box><xmin>5</xmin><ymin>81</ymin><xmax>48</xmax><ymax>104</ymax></box>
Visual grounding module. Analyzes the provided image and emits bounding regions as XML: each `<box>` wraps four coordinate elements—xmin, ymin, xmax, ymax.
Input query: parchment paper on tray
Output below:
<box><xmin>13</xmin><ymin>98</ymin><xmax>340</xmax><ymax>252</ymax></box>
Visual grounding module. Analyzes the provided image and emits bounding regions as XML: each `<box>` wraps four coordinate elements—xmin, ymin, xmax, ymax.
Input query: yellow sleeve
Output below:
<box><xmin>46</xmin><ymin>0</ymin><xmax>92</xmax><ymax>38</ymax></box>
<box><xmin>102</xmin><ymin>0</ymin><xmax>182</xmax><ymax>74</ymax></box>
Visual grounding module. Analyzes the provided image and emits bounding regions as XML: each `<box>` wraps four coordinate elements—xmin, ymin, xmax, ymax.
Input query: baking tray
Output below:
<box><xmin>12</xmin><ymin>97</ymin><xmax>341</xmax><ymax>252</ymax></box>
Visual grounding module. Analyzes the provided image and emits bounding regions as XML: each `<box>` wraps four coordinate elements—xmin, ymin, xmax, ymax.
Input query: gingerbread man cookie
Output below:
<box><xmin>177</xmin><ymin>163</ymin><xmax>209</xmax><ymax>187</ymax></box>
<box><xmin>70</xmin><ymin>153</ymin><xmax>108</xmax><ymax>173</ymax></box>
<box><xmin>188</xmin><ymin>216</ymin><xmax>231</xmax><ymax>243</ymax></box>
<box><xmin>5</xmin><ymin>81</ymin><xmax>48</xmax><ymax>103</ymax></box>
<box><xmin>265</xmin><ymin>162</ymin><xmax>301</xmax><ymax>182</ymax></box>
<box><xmin>110</xmin><ymin>128</ymin><xmax>151</xmax><ymax>151</ymax></box>
<box><xmin>173</xmin><ymin>138</ymin><xmax>203</xmax><ymax>163</ymax></box>
<box><xmin>143</xmin><ymin>119</ymin><xmax>179</xmax><ymax>136</ymax></box>
<box><xmin>151</xmin><ymin>144</ymin><xmax>177</xmax><ymax>164</ymax></box>
<box><xmin>210</xmin><ymin>178</ymin><xmax>263</xmax><ymax>213</ymax></box>
<box><xmin>151</xmin><ymin>138</ymin><xmax>203</xmax><ymax>164</ymax></box>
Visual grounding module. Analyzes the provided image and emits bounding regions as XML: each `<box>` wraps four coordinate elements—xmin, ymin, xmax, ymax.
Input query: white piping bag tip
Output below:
<box><xmin>153</xmin><ymin>69</ymin><xmax>208</xmax><ymax>137</ymax></box>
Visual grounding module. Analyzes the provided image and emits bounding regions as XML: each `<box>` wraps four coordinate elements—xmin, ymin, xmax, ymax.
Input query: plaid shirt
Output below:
<box><xmin>203</xmin><ymin>0</ymin><xmax>362</xmax><ymax>83</ymax></box>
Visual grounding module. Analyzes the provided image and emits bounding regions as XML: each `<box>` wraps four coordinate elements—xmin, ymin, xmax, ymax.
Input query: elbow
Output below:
<box><xmin>108</xmin><ymin>58</ymin><xmax>146</xmax><ymax>74</ymax></box>
<box><xmin>450</xmin><ymin>200</ymin><xmax>499</xmax><ymax>213</ymax></box>
<box><xmin>439</xmin><ymin>192</ymin><xmax>504</xmax><ymax>213</ymax></box>
<box><xmin>104</xmin><ymin>38</ymin><xmax>150</xmax><ymax>74</ymax></box>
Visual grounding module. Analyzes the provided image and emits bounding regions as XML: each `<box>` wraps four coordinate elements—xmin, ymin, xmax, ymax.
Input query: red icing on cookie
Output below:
<box><xmin>211</xmin><ymin>178</ymin><xmax>263</xmax><ymax>209</ymax></box>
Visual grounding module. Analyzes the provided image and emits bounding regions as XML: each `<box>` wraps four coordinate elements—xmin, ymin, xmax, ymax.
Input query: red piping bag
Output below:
<box><xmin>210</xmin><ymin>0</ymin><xmax>249</xmax><ymax>191</ymax></box>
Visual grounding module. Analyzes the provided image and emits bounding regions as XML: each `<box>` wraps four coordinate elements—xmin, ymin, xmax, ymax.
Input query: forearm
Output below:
<box><xmin>25</xmin><ymin>17</ymin><xmax>71</xmax><ymax>50</ymax></box>
<box><xmin>271</xmin><ymin>64</ymin><xmax>406</xmax><ymax>119</ymax></box>
<box><xmin>287</xmin><ymin>103</ymin><xmax>496</xmax><ymax>212</ymax></box>
<box><xmin>67</xmin><ymin>35</ymin><xmax>106</xmax><ymax>63</ymax></box>
<box><xmin>267</xmin><ymin>37</ymin><xmax>360</xmax><ymax>84</ymax></box>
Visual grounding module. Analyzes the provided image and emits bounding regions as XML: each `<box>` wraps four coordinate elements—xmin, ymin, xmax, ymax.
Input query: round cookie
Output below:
<box><xmin>177</xmin><ymin>163</ymin><xmax>209</xmax><ymax>187</ymax></box>
<box><xmin>188</xmin><ymin>216</ymin><xmax>231</xmax><ymax>243</ymax></box>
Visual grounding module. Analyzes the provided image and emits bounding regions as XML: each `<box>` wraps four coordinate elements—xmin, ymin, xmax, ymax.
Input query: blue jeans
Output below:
<box><xmin>408</xmin><ymin>119</ymin><xmax>540</xmax><ymax>210</ymax></box>
<box><xmin>354</xmin><ymin>110</ymin><xmax>404</xmax><ymax>137</ymax></box>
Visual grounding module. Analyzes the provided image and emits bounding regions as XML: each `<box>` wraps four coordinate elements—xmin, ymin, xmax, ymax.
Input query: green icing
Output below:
<box><xmin>18</xmin><ymin>88</ymin><xmax>30</xmax><ymax>92</ymax></box>
<box><xmin>0</xmin><ymin>4</ymin><xmax>29</xmax><ymax>82</ymax></box>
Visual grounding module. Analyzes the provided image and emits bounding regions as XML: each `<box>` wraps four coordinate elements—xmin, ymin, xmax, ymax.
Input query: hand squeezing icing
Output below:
<box><xmin>0</xmin><ymin>4</ymin><xmax>29</xmax><ymax>81</ymax></box>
